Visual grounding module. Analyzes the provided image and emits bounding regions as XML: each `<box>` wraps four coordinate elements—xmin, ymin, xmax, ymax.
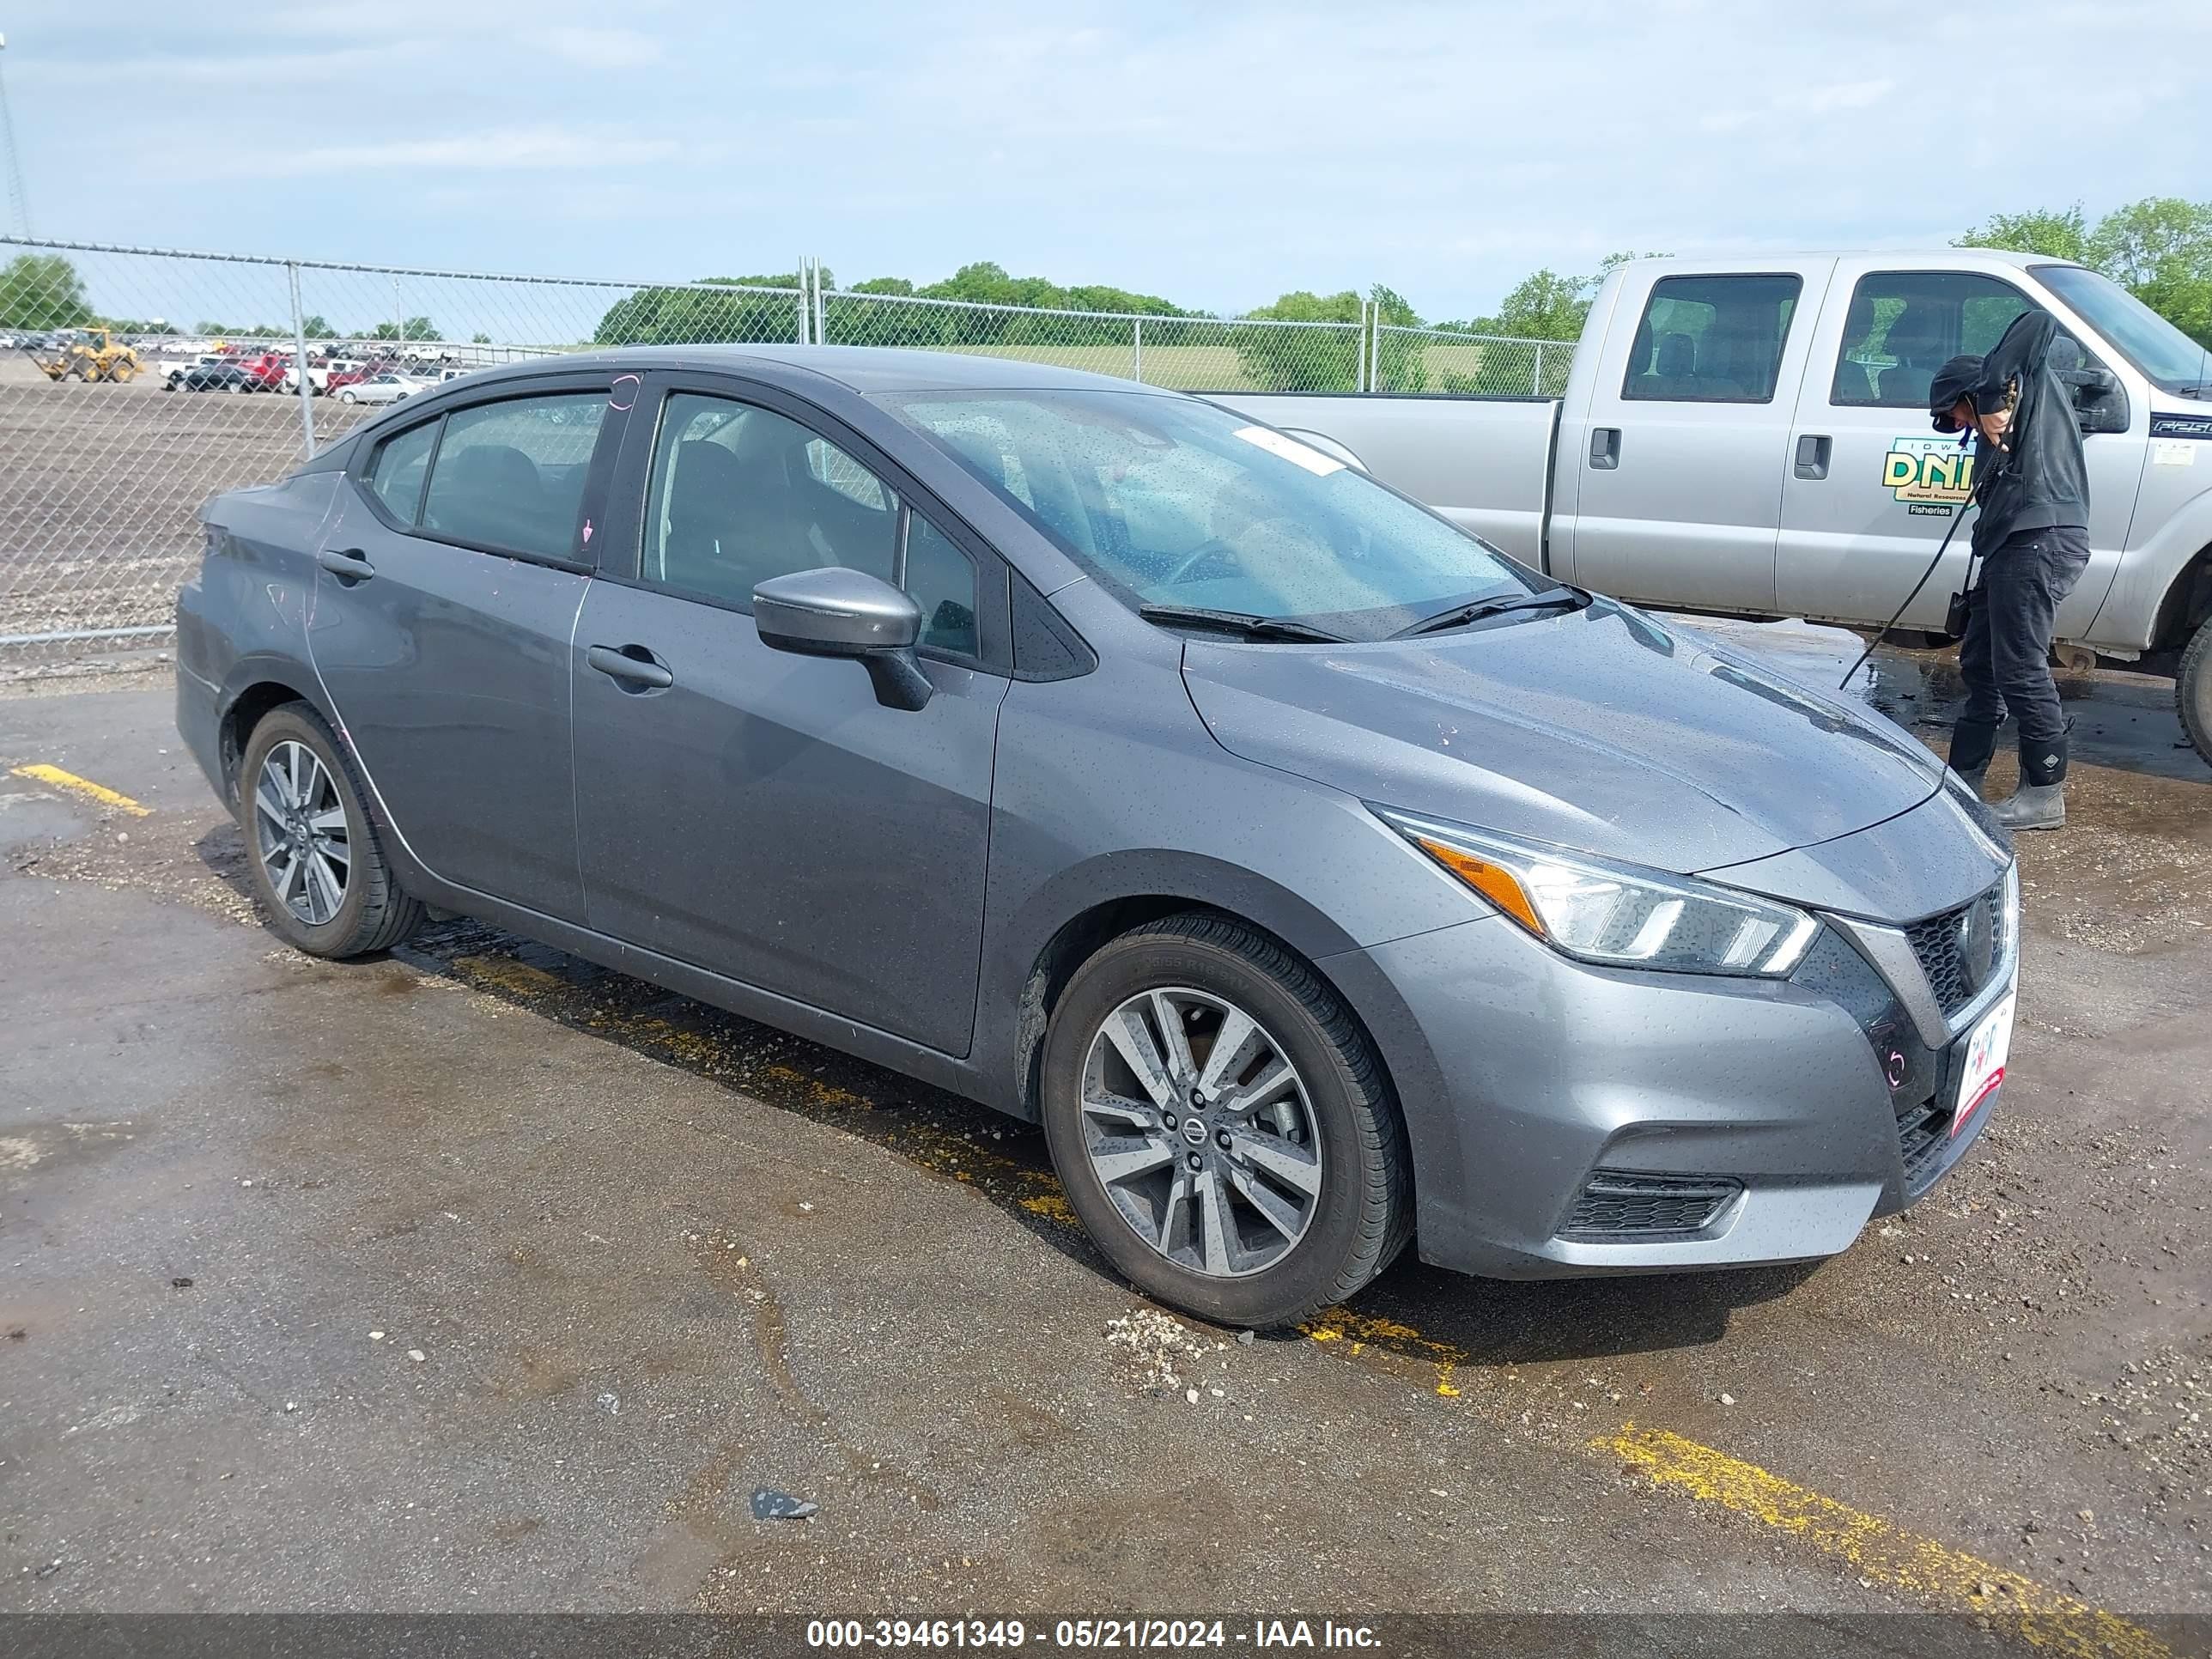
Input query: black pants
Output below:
<box><xmin>1950</xmin><ymin>526</ymin><xmax>2090</xmax><ymax>784</ymax></box>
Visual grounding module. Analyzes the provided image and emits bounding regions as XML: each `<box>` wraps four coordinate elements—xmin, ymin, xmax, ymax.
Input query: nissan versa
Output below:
<box><xmin>175</xmin><ymin>347</ymin><xmax>2021</xmax><ymax>1328</ymax></box>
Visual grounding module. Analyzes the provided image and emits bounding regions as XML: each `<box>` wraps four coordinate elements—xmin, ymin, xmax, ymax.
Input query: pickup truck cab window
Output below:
<box><xmin>1622</xmin><ymin>273</ymin><xmax>1802</xmax><ymax>404</ymax></box>
<box><xmin>1829</xmin><ymin>271</ymin><xmax>2033</xmax><ymax>408</ymax></box>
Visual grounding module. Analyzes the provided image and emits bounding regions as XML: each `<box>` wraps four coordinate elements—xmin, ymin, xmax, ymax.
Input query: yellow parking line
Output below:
<box><xmin>9</xmin><ymin>763</ymin><xmax>152</xmax><ymax>817</ymax></box>
<box><xmin>1599</xmin><ymin>1425</ymin><xmax>2171</xmax><ymax>1659</ymax></box>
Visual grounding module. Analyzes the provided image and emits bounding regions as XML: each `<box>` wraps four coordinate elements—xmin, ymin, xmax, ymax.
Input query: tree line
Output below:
<box><xmin>7</xmin><ymin>197</ymin><xmax>2206</xmax><ymax>392</ymax></box>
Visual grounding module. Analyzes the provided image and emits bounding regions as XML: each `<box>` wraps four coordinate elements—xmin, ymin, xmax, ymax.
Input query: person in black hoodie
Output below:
<box><xmin>1928</xmin><ymin>310</ymin><xmax>2091</xmax><ymax>830</ymax></box>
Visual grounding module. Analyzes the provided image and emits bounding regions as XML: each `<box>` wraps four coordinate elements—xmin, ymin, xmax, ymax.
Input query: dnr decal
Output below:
<box><xmin>1883</xmin><ymin>435</ymin><xmax>1975</xmax><ymax>517</ymax></box>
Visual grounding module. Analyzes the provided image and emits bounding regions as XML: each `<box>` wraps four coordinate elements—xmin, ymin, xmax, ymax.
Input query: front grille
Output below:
<box><xmin>1904</xmin><ymin>883</ymin><xmax>2006</xmax><ymax>1018</ymax></box>
<box><xmin>1559</xmin><ymin>1172</ymin><xmax>1741</xmax><ymax>1240</ymax></box>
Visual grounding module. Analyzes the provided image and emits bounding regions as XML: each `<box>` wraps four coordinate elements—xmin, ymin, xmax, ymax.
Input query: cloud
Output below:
<box><xmin>540</xmin><ymin>26</ymin><xmax>662</xmax><ymax>68</ymax></box>
<box><xmin>223</xmin><ymin>126</ymin><xmax>683</xmax><ymax>177</ymax></box>
<box><xmin>1799</xmin><ymin>77</ymin><xmax>1895</xmax><ymax>114</ymax></box>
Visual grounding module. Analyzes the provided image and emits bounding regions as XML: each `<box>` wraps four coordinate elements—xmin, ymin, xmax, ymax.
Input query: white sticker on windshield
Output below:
<box><xmin>1232</xmin><ymin>424</ymin><xmax>1345</xmax><ymax>477</ymax></box>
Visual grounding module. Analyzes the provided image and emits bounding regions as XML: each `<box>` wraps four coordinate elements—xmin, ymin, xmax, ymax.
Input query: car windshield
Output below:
<box><xmin>883</xmin><ymin>388</ymin><xmax>1537</xmax><ymax>640</ymax></box>
<box><xmin>2034</xmin><ymin>264</ymin><xmax>2212</xmax><ymax>395</ymax></box>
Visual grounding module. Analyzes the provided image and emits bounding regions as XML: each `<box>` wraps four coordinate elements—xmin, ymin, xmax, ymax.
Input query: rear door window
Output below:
<box><xmin>1829</xmin><ymin>271</ymin><xmax>2036</xmax><ymax>408</ymax></box>
<box><xmin>420</xmin><ymin>392</ymin><xmax>609</xmax><ymax>560</ymax></box>
<box><xmin>1622</xmin><ymin>273</ymin><xmax>1803</xmax><ymax>403</ymax></box>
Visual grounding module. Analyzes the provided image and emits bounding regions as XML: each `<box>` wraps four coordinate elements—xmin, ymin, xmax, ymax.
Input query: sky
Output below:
<box><xmin>3</xmin><ymin>0</ymin><xmax>2209</xmax><ymax>326</ymax></box>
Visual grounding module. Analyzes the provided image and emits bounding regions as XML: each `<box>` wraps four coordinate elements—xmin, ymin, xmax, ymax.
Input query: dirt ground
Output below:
<box><xmin>0</xmin><ymin>644</ymin><xmax>2207</xmax><ymax>1653</ymax></box>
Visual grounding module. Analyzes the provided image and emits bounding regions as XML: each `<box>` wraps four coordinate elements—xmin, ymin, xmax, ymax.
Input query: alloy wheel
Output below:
<box><xmin>252</xmin><ymin>740</ymin><xmax>351</xmax><ymax>927</ymax></box>
<box><xmin>1079</xmin><ymin>987</ymin><xmax>1322</xmax><ymax>1278</ymax></box>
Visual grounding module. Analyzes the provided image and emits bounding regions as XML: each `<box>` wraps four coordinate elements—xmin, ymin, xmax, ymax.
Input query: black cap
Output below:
<box><xmin>1929</xmin><ymin>354</ymin><xmax>1983</xmax><ymax>430</ymax></box>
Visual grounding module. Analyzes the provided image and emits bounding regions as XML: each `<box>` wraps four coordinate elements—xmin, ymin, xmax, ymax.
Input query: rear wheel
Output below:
<box><xmin>238</xmin><ymin>704</ymin><xmax>424</xmax><ymax>958</ymax></box>
<box><xmin>1040</xmin><ymin>914</ymin><xmax>1411</xmax><ymax>1328</ymax></box>
<box><xmin>2180</xmin><ymin>616</ymin><xmax>2212</xmax><ymax>767</ymax></box>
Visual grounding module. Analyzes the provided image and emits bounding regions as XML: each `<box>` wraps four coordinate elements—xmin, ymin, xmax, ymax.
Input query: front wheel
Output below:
<box><xmin>238</xmin><ymin>703</ymin><xmax>424</xmax><ymax>958</ymax></box>
<box><xmin>2180</xmin><ymin>615</ymin><xmax>2212</xmax><ymax>767</ymax></box>
<box><xmin>338</xmin><ymin>389</ymin><xmax>357</xmax><ymax>404</ymax></box>
<box><xmin>1040</xmin><ymin>914</ymin><xmax>1411</xmax><ymax>1328</ymax></box>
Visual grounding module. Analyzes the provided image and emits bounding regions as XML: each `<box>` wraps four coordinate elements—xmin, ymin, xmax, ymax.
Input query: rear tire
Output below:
<box><xmin>2181</xmin><ymin>616</ymin><xmax>2212</xmax><ymax>768</ymax></box>
<box><xmin>1040</xmin><ymin>913</ymin><xmax>1411</xmax><ymax>1328</ymax></box>
<box><xmin>237</xmin><ymin>703</ymin><xmax>424</xmax><ymax>958</ymax></box>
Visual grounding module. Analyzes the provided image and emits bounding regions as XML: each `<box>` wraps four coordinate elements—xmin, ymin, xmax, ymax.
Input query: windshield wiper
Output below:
<box><xmin>1389</xmin><ymin>585</ymin><xmax>1589</xmax><ymax>639</ymax></box>
<box><xmin>1138</xmin><ymin>604</ymin><xmax>1349</xmax><ymax>643</ymax></box>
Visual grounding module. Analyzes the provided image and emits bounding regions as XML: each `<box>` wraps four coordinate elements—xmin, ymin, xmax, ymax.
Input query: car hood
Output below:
<box><xmin>1181</xmin><ymin>600</ymin><xmax>1944</xmax><ymax>874</ymax></box>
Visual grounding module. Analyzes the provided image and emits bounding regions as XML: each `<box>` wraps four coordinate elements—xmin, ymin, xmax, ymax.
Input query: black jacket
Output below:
<box><xmin>1969</xmin><ymin>310</ymin><xmax>2090</xmax><ymax>555</ymax></box>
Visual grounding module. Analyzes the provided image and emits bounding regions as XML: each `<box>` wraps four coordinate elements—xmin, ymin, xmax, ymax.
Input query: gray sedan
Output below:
<box><xmin>175</xmin><ymin>346</ymin><xmax>2019</xmax><ymax>1328</ymax></box>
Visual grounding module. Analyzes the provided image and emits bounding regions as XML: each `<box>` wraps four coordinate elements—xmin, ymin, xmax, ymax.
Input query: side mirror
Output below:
<box><xmin>752</xmin><ymin>566</ymin><xmax>933</xmax><ymax>712</ymax></box>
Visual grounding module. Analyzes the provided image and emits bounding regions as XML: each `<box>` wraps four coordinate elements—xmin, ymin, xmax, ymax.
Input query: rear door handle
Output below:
<box><xmin>1589</xmin><ymin>427</ymin><xmax>1620</xmax><ymax>470</ymax></box>
<box><xmin>315</xmin><ymin>547</ymin><xmax>375</xmax><ymax>584</ymax></box>
<box><xmin>586</xmin><ymin>644</ymin><xmax>675</xmax><ymax>690</ymax></box>
<box><xmin>1795</xmin><ymin>434</ymin><xmax>1832</xmax><ymax>480</ymax></box>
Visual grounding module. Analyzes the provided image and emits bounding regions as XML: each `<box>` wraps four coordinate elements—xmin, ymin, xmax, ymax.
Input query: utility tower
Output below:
<box><xmin>0</xmin><ymin>33</ymin><xmax>29</xmax><ymax>236</ymax></box>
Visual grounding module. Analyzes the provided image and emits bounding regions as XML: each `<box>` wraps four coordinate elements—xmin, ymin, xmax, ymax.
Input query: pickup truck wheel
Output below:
<box><xmin>237</xmin><ymin>703</ymin><xmax>425</xmax><ymax>959</ymax></box>
<box><xmin>1040</xmin><ymin>914</ymin><xmax>1411</xmax><ymax>1328</ymax></box>
<box><xmin>2179</xmin><ymin>615</ymin><xmax>2212</xmax><ymax>767</ymax></box>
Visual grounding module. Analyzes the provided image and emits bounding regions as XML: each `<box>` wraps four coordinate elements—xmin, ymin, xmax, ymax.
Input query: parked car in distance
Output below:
<box><xmin>1214</xmin><ymin>249</ymin><xmax>2212</xmax><ymax>763</ymax></box>
<box><xmin>326</xmin><ymin>360</ymin><xmax>393</xmax><ymax>396</ymax></box>
<box><xmin>162</xmin><ymin>354</ymin><xmax>230</xmax><ymax>389</ymax></box>
<box><xmin>282</xmin><ymin>361</ymin><xmax>331</xmax><ymax>396</ymax></box>
<box><xmin>174</xmin><ymin>361</ymin><xmax>254</xmax><ymax>393</ymax></box>
<box><xmin>177</xmin><ymin>346</ymin><xmax>2021</xmax><ymax>1328</ymax></box>
<box><xmin>334</xmin><ymin>372</ymin><xmax>417</xmax><ymax>406</ymax></box>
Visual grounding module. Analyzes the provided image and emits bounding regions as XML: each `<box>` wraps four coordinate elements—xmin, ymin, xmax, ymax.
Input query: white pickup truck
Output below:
<box><xmin>1214</xmin><ymin>251</ymin><xmax>2212</xmax><ymax>763</ymax></box>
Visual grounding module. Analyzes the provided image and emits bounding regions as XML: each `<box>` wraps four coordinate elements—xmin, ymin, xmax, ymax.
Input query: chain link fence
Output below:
<box><xmin>0</xmin><ymin>236</ymin><xmax>1570</xmax><ymax>659</ymax></box>
<box><xmin>1372</xmin><ymin>324</ymin><xmax>1574</xmax><ymax>397</ymax></box>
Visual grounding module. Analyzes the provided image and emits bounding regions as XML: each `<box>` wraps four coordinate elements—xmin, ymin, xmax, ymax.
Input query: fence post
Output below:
<box><xmin>1132</xmin><ymin>315</ymin><xmax>1143</xmax><ymax>384</ymax></box>
<box><xmin>1356</xmin><ymin>301</ymin><xmax>1368</xmax><ymax>394</ymax></box>
<box><xmin>287</xmin><ymin>262</ymin><xmax>315</xmax><ymax>458</ymax></box>
<box><xmin>812</xmin><ymin>258</ymin><xmax>827</xmax><ymax>348</ymax></box>
<box><xmin>1533</xmin><ymin>342</ymin><xmax>1545</xmax><ymax>396</ymax></box>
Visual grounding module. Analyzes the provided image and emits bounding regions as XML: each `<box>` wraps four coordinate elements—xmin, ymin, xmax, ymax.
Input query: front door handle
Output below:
<box><xmin>316</xmin><ymin>547</ymin><xmax>375</xmax><ymax>584</ymax></box>
<box><xmin>1589</xmin><ymin>427</ymin><xmax>1621</xmax><ymax>470</ymax></box>
<box><xmin>1795</xmin><ymin>434</ymin><xmax>1832</xmax><ymax>480</ymax></box>
<box><xmin>586</xmin><ymin>644</ymin><xmax>675</xmax><ymax>690</ymax></box>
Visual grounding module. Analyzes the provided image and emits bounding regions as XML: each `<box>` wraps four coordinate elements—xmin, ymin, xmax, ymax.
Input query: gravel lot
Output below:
<box><xmin>0</xmin><ymin>356</ymin><xmax>375</xmax><ymax>644</ymax></box>
<box><xmin>0</xmin><ymin>638</ymin><xmax>2208</xmax><ymax>1650</ymax></box>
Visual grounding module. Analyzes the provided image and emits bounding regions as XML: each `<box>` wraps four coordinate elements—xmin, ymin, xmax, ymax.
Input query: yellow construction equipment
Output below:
<box><xmin>29</xmin><ymin>328</ymin><xmax>143</xmax><ymax>384</ymax></box>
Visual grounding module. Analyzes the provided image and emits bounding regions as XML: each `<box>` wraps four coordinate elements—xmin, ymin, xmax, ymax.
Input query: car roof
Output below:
<box><xmin>427</xmin><ymin>343</ymin><xmax>1178</xmax><ymax>398</ymax></box>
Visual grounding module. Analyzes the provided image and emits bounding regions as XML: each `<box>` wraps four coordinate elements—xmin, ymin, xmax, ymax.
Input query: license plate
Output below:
<box><xmin>1953</xmin><ymin>988</ymin><xmax>2016</xmax><ymax>1135</ymax></box>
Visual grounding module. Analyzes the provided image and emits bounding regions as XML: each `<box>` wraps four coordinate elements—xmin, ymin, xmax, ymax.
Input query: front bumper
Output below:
<box><xmin>1333</xmin><ymin>880</ymin><xmax>2013</xmax><ymax>1280</ymax></box>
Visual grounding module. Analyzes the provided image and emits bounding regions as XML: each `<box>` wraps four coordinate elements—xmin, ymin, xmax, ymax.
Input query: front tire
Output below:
<box><xmin>1040</xmin><ymin>914</ymin><xmax>1411</xmax><ymax>1328</ymax></box>
<box><xmin>2179</xmin><ymin>616</ymin><xmax>2212</xmax><ymax>768</ymax></box>
<box><xmin>237</xmin><ymin>704</ymin><xmax>424</xmax><ymax>958</ymax></box>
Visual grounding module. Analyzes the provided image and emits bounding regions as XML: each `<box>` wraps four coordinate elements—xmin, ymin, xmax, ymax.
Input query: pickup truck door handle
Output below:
<box><xmin>586</xmin><ymin>644</ymin><xmax>675</xmax><ymax>691</ymax></box>
<box><xmin>1795</xmin><ymin>434</ymin><xmax>1832</xmax><ymax>480</ymax></box>
<box><xmin>1589</xmin><ymin>427</ymin><xmax>1620</xmax><ymax>470</ymax></box>
<box><xmin>315</xmin><ymin>547</ymin><xmax>375</xmax><ymax>584</ymax></box>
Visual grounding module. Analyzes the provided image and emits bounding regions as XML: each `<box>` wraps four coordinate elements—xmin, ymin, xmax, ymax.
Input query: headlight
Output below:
<box><xmin>1374</xmin><ymin>808</ymin><xmax>1820</xmax><ymax>978</ymax></box>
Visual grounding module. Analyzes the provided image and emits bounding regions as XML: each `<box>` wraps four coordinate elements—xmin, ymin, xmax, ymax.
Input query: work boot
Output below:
<box><xmin>1991</xmin><ymin>782</ymin><xmax>2064</xmax><ymax>830</ymax></box>
<box><xmin>1993</xmin><ymin>735</ymin><xmax>2067</xmax><ymax>830</ymax></box>
<box><xmin>1948</xmin><ymin>763</ymin><xmax>1989</xmax><ymax>798</ymax></box>
<box><xmin>1946</xmin><ymin>716</ymin><xmax>2000</xmax><ymax>795</ymax></box>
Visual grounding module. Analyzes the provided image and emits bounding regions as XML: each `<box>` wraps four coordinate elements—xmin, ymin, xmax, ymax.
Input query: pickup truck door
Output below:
<box><xmin>1776</xmin><ymin>258</ymin><xmax>2142</xmax><ymax>633</ymax></box>
<box><xmin>1559</xmin><ymin>261</ymin><xmax>1826</xmax><ymax>612</ymax></box>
